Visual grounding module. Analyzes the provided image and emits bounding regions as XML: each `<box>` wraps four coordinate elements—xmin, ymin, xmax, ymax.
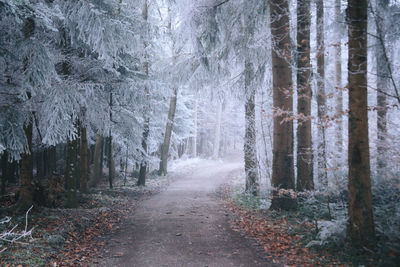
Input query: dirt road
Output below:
<box><xmin>95</xmin><ymin>159</ymin><xmax>275</xmax><ymax>267</ymax></box>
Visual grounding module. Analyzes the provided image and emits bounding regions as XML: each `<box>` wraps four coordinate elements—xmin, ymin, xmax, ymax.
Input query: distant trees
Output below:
<box><xmin>375</xmin><ymin>0</ymin><xmax>389</xmax><ymax>174</ymax></box>
<box><xmin>213</xmin><ymin>100</ymin><xmax>223</xmax><ymax>159</ymax></box>
<box><xmin>334</xmin><ymin>0</ymin><xmax>343</xmax><ymax>160</ymax></box>
<box><xmin>191</xmin><ymin>99</ymin><xmax>198</xmax><ymax>158</ymax></box>
<box><xmin>91</xmin><ymin>135</ymin><xmax>104</xmax><ymax>188</ymax></box>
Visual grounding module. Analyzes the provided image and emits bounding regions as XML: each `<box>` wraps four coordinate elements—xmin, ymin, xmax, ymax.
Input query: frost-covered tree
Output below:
<box><xmin>187</xmin><ymin>0</ymin><xmax>269</xmax><ymax>195</ymax></box>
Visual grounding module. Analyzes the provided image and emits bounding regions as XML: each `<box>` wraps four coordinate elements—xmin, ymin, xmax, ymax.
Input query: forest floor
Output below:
<box><xmin>0</xmin><ymin>169</ymin><xmax>175</xmax><ymax>266</ymax></box>
<box><xmin>89</xmin><ymin>157</ymin><xmax>390</xmax><ymax>267</ymax></box>
<box><xmin>1</xmin><ymin>157</ymin><xmax>394</xmax><ymax>266</ymax></box>
<box><xmin>91</xmin><ymin>158</ymin><xmax>274</xmax><ymax>267</ymax></box>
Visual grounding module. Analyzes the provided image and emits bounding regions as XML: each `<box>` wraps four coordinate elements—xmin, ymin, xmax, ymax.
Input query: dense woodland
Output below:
<box><xmin>1</xmin><ymin>0</ymin><xmax>400</xmax><ymax>265</ymax></box>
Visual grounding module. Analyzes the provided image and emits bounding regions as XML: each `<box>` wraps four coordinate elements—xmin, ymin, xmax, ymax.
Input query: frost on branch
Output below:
<box><xmin>0</xmin><ymin>206</ymin><xmax>34</xmax><ymax>253</ymax></box>
<box><xmin>306</xmin><ymin>218</ymin><xmax>347</xmax><ymax>248</ymax></box>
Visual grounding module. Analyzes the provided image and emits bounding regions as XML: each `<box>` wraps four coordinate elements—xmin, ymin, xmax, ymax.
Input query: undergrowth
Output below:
<box><xmin>0</xmin><ymin>171</ymin><xmax>172</xmax><ymax>266</ymax></box>
<box><xmin>230</xmin><ymin>169</ymin><xmax>400</xmax><ymax>266</ymax></box>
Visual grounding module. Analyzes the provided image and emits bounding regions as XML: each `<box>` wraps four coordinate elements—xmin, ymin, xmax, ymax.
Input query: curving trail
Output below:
<box><xmin>96</xmin><ymin>159</ymin><xmax>275</xmax><ymax>267</ymax></box>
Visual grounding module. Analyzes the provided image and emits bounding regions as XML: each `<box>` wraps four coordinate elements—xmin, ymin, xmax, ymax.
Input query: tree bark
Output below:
<box><xmin>1</xmin><ymin>152</ymin><xmax>8</xmax><ymax>195</ymax></box>
<box><xmin>296</xmin><ymin>0</ymin><xmax>313</xmax><ymax>191</ymax></box>
<box><xmin>347</xmin><ymin>0</ymin><xmax>375</xmax><ymax>246</ymax></box>
<box><xmin>108</xmin><ymin>92</ymin><xmax>114</xmax><ymax>189</ymax></box>
<box><xmin>43</xmin><ymin>148</ymin><xmax>48</xmax><ymax>177</ymax></box>
<box><xmin>138</xmin><ymin>119</ymin><xmax>149</xmax><ymax>186</ymax></box>
<box><xmin>244</xmin><ymin>60</ymin><xmax>258</xmax><ymax>196</ymax></box>
<box><xmin>124</xmin><ymin>146</ymin><xmax>129</xmax><ymax>185</ymax></box>
<box><xmin>108</xmin><ymin>139</ymin><xmax>115</xmax><ymax>189</ymax></box>
<box><xmin>269</xmin><ymin>0</ymin><xmax>296</xmax><ymax>210</ymax></box>
<box><xmin>7</xmin><ymin>161</ymin><xmax>17</xmax><ymax>184</ymax></box>
<box><xmin>100</xmin><ymin>135</ymin><xmax>104</xmax><ymax>179</ymax></box>
<box><xmin>17</xmin><ymin>119</ymin><xmax>34</xmax><ymax>211</ymax></box>
<box><xmin>159</xmin><ymin>88</ymin><xmax>178</xmax><ymax>175</ymax></box>
<box><xmin>36</xmin><ymin>149</ymin><xmax>45</xmax><ymax>178</ymax></box>
<box><xmin>316</xmin><ymin>0</ymin><xmax>328</xmax><ymax>186</ymax></box>
<box><xmin>48</xmin><ymin>145</ymin><xmax>56</xmax><ymax>175</ymax></box>
<box><xmin>80</xmin><ymin>125</ymin><xmax>88</xmax><ymax>193</ymax></box>
<box><xmin>90</xmin><ymin>135</ymin><xmax>104</xmax><ymax>187</ymax></box>
<box><xmin>74</xmin><ymin>124</ymin><xmax>81</xmax><ymax>190</ymax></box>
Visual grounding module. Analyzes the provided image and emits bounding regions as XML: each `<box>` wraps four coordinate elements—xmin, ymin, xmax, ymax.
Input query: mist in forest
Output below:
<box><xmin>0</xmin><ymin>0</ymin><xmax>399</xmax><ymax>266</ymax></box>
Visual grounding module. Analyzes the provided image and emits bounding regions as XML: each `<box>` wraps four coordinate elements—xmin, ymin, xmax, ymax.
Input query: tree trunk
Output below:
<box><xmin>199</xmin><ymin>132</ymin><xmax>204</xmax><ymax>156</ymax></box>
<box><xmin>316</xmin><ymin>0</ymin><xmax>328</xmax><ymax>186</ymax></box>
<box><xmin>66</xmin><ymin>137</ymin><xmax>78</xmax><ymax>208</ymax></box>
<box><xmin>7</xmin><ymin>161</ymin><xmax>17</xmax><ymax>184</ymax></box>
<box><xmin>296</xmin><ymin>0</ymin><xmax>313</xmax><ymax>191</ymax></box>
<box><xmin>334</xmin><ymin>0</ymin><xmax>343</xmax><ymax>159</ymax></box>
<box><xmin>178</xmin><ymin>141</ymin><xmax>185</xmax><ymax>158</ymax></box>
<box><xmin>108</xmin><ymin>138</ymin><xmax>115</xmax><ymax>189</ymax></box>
<box><xmin>138</xmin><ymin>119</ymin><xmax>149</xmax><ymax>186</ymax></box>
<box><xmin>244</xmin><ymin>60</ymin><xmax>258</xmax><ymax>196</ymax></box>
<box><xmin>347</xmin><ymin>0</ymin><xmax>375</xmax><ymax>246</ymax></box>
<box><xmin>36</xmin><ymin>149</ymin><xmax>45</xmax><ymax>178</ymax></box>
<box><xmin>90</xmin><ymin>135</ymin><xmax>104</xmax><ymax>187</ymax></box>
<box><xmin>104</xmin><ymin>137</ymin><xmax>109</xmax><ymax>168</ymax></box>
<box><xmin>100</xmin><ymin>135</ymin><xmax>104</xmax><ymax>180</ymax></box>
<box><xmin>75</xmin><ymin>124</ymin><xmax>81</xmax><ymax>190</ymax></box>
<box><xmin>376</xmin><ymin>0</ymin><xmax>389</xmax><ymax>174</ymax></box>
<box><xmin>48</xmin><ymin>146</ymin><xmax>56</xmax><ymax>175</ymax></box>
<box><xmin>159</xmin><ymin>88</ymin><xmax>178</xmax><ymax>175</ymax></box>
<box><xmin>17</xmin><ymin>119</ymin><xmax>34</xmax><ymax>212</ymax></box>
<box><xmin>43</xmin><ymin>148</ymin><xmax>48</xmax><ymax>177</ymax></box>
<box><xmin>80</xmin><ymin>125</ymin><xmax>88</xmax><ymax>193</ymax></box>
<box><xmin>124</xmin><ymin>146</ymin><xmax>129</xmax><ymax>185</ymax></box>
<box><xmin>89</xmin><ymin>144</ymin><xmax>95</xmax><ymax>165</ymax></box>
<box><xmin>269</xmin><ymin>0</ymin><xmax>296</xmax><ymax>210</ymax></box>
<box><xmin>213</xmin><ymin>100</ymin><xmax>222</xmax><ymax>159</ymax></box>
<box><xmin>192</xmin><ymin>100</ymin><xmax>198</xmax><ymax>157</ymax></box>
<box><xmin>1</xmin><ymin>152</ymin><xmax>8</xmax><ymax>195</ymax></box>
<box><xmin>108</xmin><ymin>92</ymin><xmax>114</xmax><ymax>189</ymax></box>
<box><xmin>17</xmin><ymin>18</ymin><xmax>35</xmax><ymax>212</ymax></box>
<box><xmin>138</xmin><ymin>0</ymin><xmax>149</xmax><ymax>186</ymax></box>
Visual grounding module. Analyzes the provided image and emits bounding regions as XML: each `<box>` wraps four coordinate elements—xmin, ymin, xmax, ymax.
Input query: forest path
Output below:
<box><xmin>95</xmin><ymin>158</ymin><xmax>275</xmax><ymax>267</ymax></box>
